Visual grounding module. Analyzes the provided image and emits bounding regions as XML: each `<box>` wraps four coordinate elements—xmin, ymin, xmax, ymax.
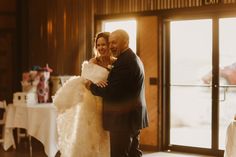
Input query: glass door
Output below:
<box><xmin>169</xmin><ymin>19</ymin><xmax>213</xmax><ymax>148</ymax></box>
<box><xmin>166</xmin><ymin>16</ymin><xmax>236</xmax><ymax>155</ymax></box>
<box><xmin>219</xmin><ymin>17</ymin><xmax>236</xmax><ymax>150</ymax></box>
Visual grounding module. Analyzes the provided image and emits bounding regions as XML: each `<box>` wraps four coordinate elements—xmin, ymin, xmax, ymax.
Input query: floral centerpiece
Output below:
<box><xmin>21</xmin><ymin>64</ymin><xmax>53</xmax><ymax>103</ymax></box>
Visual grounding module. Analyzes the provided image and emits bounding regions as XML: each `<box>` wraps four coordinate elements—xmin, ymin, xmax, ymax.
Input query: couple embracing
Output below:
<box><xmin>54</xmin><ymin>29</ymin><xmax>149</xmax><ymax>157</ymax></box>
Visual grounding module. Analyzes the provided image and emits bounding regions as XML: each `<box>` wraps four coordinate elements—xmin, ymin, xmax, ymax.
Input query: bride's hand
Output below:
<box><xmin>84</xmin><ymin>79</ymin><xmax>92</xmax><ymax>90</ymax></box>
<box><xmin>96</xmin><ymin>80</ymin><xmax>108</xmax><ymax>88</ymax></box>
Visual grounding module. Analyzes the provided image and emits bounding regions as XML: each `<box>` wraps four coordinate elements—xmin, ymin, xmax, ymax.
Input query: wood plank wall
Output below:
<box><xmin>24</xmin><ymin>0</ymin><xmax>94</xmax><ymax>76</ymax></box>
<box><xmin>138</xmin><ymin>16</ymin><xmax>159</xmax><ymax>148</ymax></box>
<box><xmin>0</xmin><ymin>0</ymin><xmax>16</xmax><ymax>102</ymax></box>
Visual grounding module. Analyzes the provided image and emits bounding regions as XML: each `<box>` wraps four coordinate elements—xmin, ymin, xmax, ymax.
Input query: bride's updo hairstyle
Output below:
<box><xmin>93</xmin><ymin>32</ymin><xmax>110</xmax><ymax>57</ymax></box>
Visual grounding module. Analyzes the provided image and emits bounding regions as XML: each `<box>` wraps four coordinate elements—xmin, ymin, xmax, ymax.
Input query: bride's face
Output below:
<box><xmin>96</xmin><ymin>37</ymin><xmax>109</xmax><ymax>57</ymax></box>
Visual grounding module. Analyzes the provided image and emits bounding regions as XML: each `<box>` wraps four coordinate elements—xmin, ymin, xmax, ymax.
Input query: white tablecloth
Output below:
<box><xmin>224</xmin><ymin>120</ymin><xmax>236</xmax><ymax>157</ymax></box>
<box><xmin>4</xmin><ymin>103</ymin><xmax>58</xmax><ymax>157</ymax></box>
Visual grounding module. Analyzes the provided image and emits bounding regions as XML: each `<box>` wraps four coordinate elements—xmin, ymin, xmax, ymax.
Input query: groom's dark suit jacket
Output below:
<box><xmin>90</xmin><ymin>48</ymin><xmax>149</xmax><ymax>131</ymax></box>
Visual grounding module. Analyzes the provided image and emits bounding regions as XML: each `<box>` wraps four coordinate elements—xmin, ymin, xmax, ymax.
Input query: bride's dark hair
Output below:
<box><xmin>93</xmin><ymin>32</ymin><xmax>110</xmax><ymax>57</ymax></box>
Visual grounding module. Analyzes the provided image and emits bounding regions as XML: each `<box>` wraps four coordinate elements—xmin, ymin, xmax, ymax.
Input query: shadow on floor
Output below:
<box><xmin>0</xmin><ymin>137</ymin><xmax>60</xmax><ymax>157</ymax></box>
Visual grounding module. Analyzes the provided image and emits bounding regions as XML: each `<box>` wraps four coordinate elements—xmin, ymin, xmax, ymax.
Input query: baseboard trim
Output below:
<box><xmin>140</xmin><ymin>144</ymin><xmax>158</xmax><ymax>151</ymax></box>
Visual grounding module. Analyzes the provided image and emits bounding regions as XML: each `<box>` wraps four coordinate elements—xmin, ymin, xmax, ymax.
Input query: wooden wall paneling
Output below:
<box><xmin>156</xmin><ymin>0</ymin><xmax>160</xmax><ymax>10</ymax></box>
<box><xmin>125</xmin><ymin>0</ymin><xmax>130</xmax><ymax>12</ymax></box>
<box><xmin>53</xmin><ymin>0</ymin><xmax>64</xmax><ymax>75</ymax></box>
<box><xmin>147</xmin><ymin>0</ymin><xmax>151</xmax><ymax>10</ymax></box>
<box><xmin>187</xmin><ymin>0</ymin><xmax>190</xmax><ymax>7</ymax></box>
<box><xmin>152</xmin><ymin>0</ymin><xmax>156</xmax><ymax>10</ymax></box>
<box><xmin>186</xmin><ymin>0</ymin><xmax>189</xmax><ymax>7</ymax></box>
<box><xmin>188</xmin><ymin>0</ymin><xmax>192</xmax><ymax>7</ymax></box>
<box><xmin>0</xmin><ymin>0</ymin><xmax>16</xmax><ymax>102</ymax></box>
<box><xmin>141</xmin><ymin>0</ymin><xmax>144</xmax><ymax>11</ymax></box>
<box><xmin>170</xmin><ymin>0</ymin><xmax>173</xmax><ymax>8</ymax></box>
<box><xmin>0</xmin><ymin>30</ymin><xmax>14</xmax><ymax>101</ymax></box>
<box><xmin>149</xmin><ymin>0</ymin><xmax>153</xmax><ymax>10</ymax></box>
<box><xmin>109</xmin><ymin>0</ymin><xmax>113</xmax><ymax>14</ymax></box>
<box><xmin>199</xmin><ymin>0</ymin><xmax>202</xmax><ymax>5</ymax></box>
<box><xmin>40</xmin><ymin>0</ymin><xmax>48</xmax><ymax>67</ymax></box>
<box><xmin>159</xmin><ymin>0</ymin><xmax>162</xmax><ymax>10</ymax></box>
<box><xmin>138</xmin><ymin>16</ymin><xmax>158</xmax><ymax>148</ymax></box>
<box><xmin>129</xmin><ymin>0</ymin><xmax>132</xmax><ymax>12</ymax></box>
<box><xmin>46</xmin><ymin>0</ymin><xmax>56</xmax><ymax>72</ymax></box>
<box><xmin>18</xmin><ymin>0</ymin><xmax>29</xmax><ymax>73</ymax></box>
<box><xmin>59</xmin><ymin>0</ymin><xmax>69</xmax><ymax>74</ymax></box>
<box><xmin>0</xmin><ymin>16</ymin><xmax>15</xmax><ymax>29</ymax></box>
<box><xmin>28</xmin><ymin>0</ymin><xmax>45</xmax><ymax>68</ymax></box>
<box><xmin>96</xmin><ymin>0</ymin><xmax>103</xmax><ymax>15</ymax></box>
<box><xmin>164</xmin><ymin>0</ymin><xmax>167</xmax><ymax>9</ymax></box>
<box><xmin>85</xmin><ymin>0</ymin><xmax>94</xmax><ymax>62</ymax></box>
<box><xmin>116</xmin><ymin>0</ymin><xmax>120</xmax><ymax>14</ymax></box>
<box><xmin>135</xmin><ymin>0</ymin><xmax>139</xmax><ymax>12</ymax></box>
<box><xmin>104</xmin><ymin>0</ymin><xmax>108</xmax><ymax>15</ymax></box>
<box><xmin>168</xmin><ymin>0</ymin><xmax>171</xmax><ymax>8</ymax></box>
<box><xmin>0</xmin><ymin>0</ymin><xmax>16</xmax><ymax>13</ymax></box>
<box><xmin>161</xmin><ymin>0</ymin><xmax>165</xmax><ymax>9</ymax></box>
<box><xmin>71</xmin><ymin>0</ymin><xmax>79</xmax><ymax>74</ymax></box>
<box><xmin>196</xmin><ymin>0</ymin><xmax>200</xmax><ymax>6</ymax></box>
<box><xmin>167</xmin><ymin>0</ymin><xmax>170</xmax><ymax>9</ymax></box>
<box><xmin>74</xmin><ymin>0</ymin><xmax>94</xmax><ymax>75</ymax></box>
<box><xmin>26</xmin><ymin>0</ymin><xmax>95</xmax><ymax>76</ymax></box>
<box><xmin>181</xmin><ymin>0</ymin><xmax>184</xmax><ymax>8</ymax></box>
<box><xmin>70</xmin><ymin>0</ymin><xmax>82</xmax><ymax>75</ymax></box>
<box><xmin>120</xmin><ymin>0</ymin><xmax>124</xmax><ymax>13</ymax></box>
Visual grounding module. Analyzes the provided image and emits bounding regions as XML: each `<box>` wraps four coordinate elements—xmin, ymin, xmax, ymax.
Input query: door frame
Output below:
<box><xmin>161</xmin><ymin>12</ymin><xmax>236</xmax><ymax>157</ymax></box>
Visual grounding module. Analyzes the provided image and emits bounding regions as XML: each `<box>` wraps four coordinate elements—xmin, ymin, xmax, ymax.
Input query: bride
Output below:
<box><xmin>53</xmin><ymin>32</ymin><xmax>115</xmax><ymax>157</ymax></box>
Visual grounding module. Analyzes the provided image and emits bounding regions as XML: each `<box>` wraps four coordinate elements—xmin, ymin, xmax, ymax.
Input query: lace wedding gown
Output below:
<box><xmin>53</xmin><ymin>62</ymin><xmax>110</xmax><ymax>157</ymax></box>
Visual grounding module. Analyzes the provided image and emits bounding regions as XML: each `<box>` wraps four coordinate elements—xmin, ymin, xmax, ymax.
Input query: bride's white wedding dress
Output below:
<box><xmin>53</xmin><ymin>61</ymin><xmax>110</xmax><ymax>157</ymax></box>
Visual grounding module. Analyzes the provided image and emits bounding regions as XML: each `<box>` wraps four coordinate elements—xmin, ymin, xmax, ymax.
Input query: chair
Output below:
<box><xmin>13</xmin><ymin>92</ymin><xmax>27</xmax><ymax>105</ymax></box>
<box><xmin>13</xmin><ymin>92</ymin><xmax>32</xmax><ymax>156</ymax></box>
<box><xmin>13</xmin><ymin>92</ymin><xmax>29</xmax><ymax>144</ymax></box>
<box><xmin>0</xmin><ymin>100</ymin><xmax>16</xmax><ymax>149</ymax></box>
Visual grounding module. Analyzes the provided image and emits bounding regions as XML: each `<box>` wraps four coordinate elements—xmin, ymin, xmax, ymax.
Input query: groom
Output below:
<box><xmin>85</xmin><ymin>29</ymin><xmax>149</xmax><ymax>157</ymax></box>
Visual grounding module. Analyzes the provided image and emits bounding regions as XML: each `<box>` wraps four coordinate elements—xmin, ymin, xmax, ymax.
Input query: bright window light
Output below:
<box><xmin>102</xmin><ymin>19</ymin><xmax>137</xmax><ymax>53</ymax></box>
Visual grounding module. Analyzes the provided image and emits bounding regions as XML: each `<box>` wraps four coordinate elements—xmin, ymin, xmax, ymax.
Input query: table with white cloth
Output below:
<box><xmin>224</xmin><ymin>120</ymin><xmax>236</xmax><ymax>157</ymax></box>
<box><xmin>3</xmin><ymin>103</ymin><xmax>59</xmax><ymax>157</ymax></box>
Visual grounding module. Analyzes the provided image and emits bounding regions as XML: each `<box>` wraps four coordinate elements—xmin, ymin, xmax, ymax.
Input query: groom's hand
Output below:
<box><xmin>96</xmin><ymin>80</ymin><xmax>108</xmax><ymax>88</ymax></box>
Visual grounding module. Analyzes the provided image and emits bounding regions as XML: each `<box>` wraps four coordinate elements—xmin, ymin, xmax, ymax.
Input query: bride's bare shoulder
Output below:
<box><xmin>89</xmin><ymin>57</ymin><xmax>97</xmax><ymax>64</ymax></box>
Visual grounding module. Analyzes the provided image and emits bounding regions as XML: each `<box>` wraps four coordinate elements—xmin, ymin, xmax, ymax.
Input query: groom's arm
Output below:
<box><xmin>88</xmin><ymin>64</ymin><xmax>132</xmax><ymax>100</ymax></box>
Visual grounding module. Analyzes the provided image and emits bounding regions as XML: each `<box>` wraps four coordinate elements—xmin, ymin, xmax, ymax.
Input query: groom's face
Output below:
<box><xmin>109</xmin><ymin>33</ymin><xmax>126</xmax><ymax>57</ymax></box>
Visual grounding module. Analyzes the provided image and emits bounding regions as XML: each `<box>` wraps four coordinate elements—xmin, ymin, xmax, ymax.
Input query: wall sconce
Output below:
<box><xmin>47</xmin><ymin>20</ymin><xmax>53</xmax><ymax>35</ymax></box>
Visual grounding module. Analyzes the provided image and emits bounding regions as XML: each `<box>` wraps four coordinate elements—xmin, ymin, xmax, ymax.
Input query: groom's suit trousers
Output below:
<box><xmin>110</xmin><ymin>130</ymin><xmax>142</xmax><ymax>157</ymax></box>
